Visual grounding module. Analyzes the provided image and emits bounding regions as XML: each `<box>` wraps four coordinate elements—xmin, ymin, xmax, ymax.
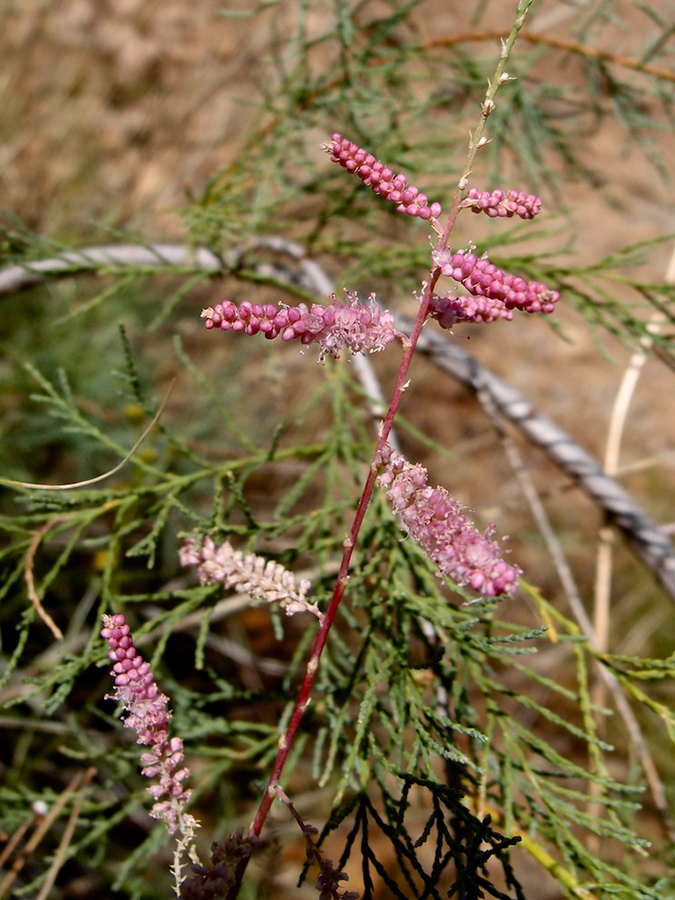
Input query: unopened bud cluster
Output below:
<box><xmin>428</xmin><ymin>291</ymin><xmax>514</xmax><ymax>328</ymax></box>
<box><xmin>375</xmin><ymin>444</ymin><xmax>520</xmax><ymax>597</ymax></box>
<box><xmin>324</xmin><ymin>133</ymin><xmax>442</xmax><ymax>221</ymax></box>
<box><xmin>201</xmin><ymin>291</ymin><xmax>396</xmax><ymax>360</ymax></box>
<box><xmin>101</xmin><ymin>614</ymin><xmax>198</xmax><ymax>837</ymax></box>
<box><xmin>462</xmin><ymin>187</ymin><xmax>541</xmax><ymax>220</ymax></box>
<box><xmin>432</xmin><ymin>247</ymin><xmax>559</xmax><ymax>315</ymax></box>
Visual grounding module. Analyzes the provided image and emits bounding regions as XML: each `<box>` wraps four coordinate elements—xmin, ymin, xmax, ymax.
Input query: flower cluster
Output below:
<box><xmin>375</xmin><ymin>444</ymin><xmax>521</xmax><ymax>597</ymax></box>
<box><xmin>428</xmin><ymin>290</ymin><xmax>514</xmax><ymax>328</ymax></box>
<box><xmin>201</xmin><ymin>291</ymin><xmax>396</xmax><ymax>360</ymax></box>
<box><xmin>432</xmin><ymin>246</ymin><xmax>560</xmax><ymax>315</ymax></box>
<box><xmin>101</xmin><ymin>614</ymin><xmax>199</xmax><ymax>838</ymax></box>
<box><xmin>180</xmin><ymin>536</ymin><xmax>321</xmax><ymax>620</ymax></box>
<box><xmin>324</xmin><ymin>133</ymin><xmax>442</xmax><ymax>221</ymax></box>
<box><xmin>462</xmin><ymin>187</ymin><xmax>542</xmax><ymax>220</ymax></box>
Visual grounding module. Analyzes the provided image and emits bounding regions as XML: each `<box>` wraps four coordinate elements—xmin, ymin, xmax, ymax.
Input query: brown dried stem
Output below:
<box><xmin>427</xmin><ymin>30</ymin><xmax>675</xmax><ymax>84</ymax></box>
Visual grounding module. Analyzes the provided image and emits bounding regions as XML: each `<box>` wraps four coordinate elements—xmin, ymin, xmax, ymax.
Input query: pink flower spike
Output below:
<box><xmin>374</xmin><ymin>444</ymin><xmax>521</xmax><ymax>598</ymax></box>
<box><xmin>462</xmin><ymin>187</ymin><xmax>542</xmax><ymax>220</ymax></box>
<box><xmin>179</xmin><ymin>536</ymin><xmax>321</xmax><ymax>620</ymax></box>
<box><xmin>201</xmin><ymin>291</ymin><xmax>397</xmax><ymax>361</ymax></box>
<box><xmin>432</xmin><ymin>247</ymin><xmax>560</xmax><ymax>316</ymax></box>
<box><xmin>101</xmin><ymin>614</ymin><xmax>199</xmax><ymax>840</ymax></box>
<box><xmin>427</xmin><ymin>291</ymin><xmax>514</xmax><ymax>328</ymax></box>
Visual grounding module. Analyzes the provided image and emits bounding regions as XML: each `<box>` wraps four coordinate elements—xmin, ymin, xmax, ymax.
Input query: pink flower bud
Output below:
<box><xmin>462</xmin><ymin>187</ymin><xmax>542</xmax><ymax>220</ymax></box>
<box><xmin>323</xmin><ymin>133</ymin><xmax>442</xmax><ymax>222</ymax></box>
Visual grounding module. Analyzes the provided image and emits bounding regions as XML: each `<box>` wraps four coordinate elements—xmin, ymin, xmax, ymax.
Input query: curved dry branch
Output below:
<box><xmin>426</xmin><ymin>30</ymin><xmax>675</xmax><ymax>84</ymax></box>
<box><xmin>1</xmin><ymin>242</ymin><xmax>673</xmax><ymax>600</ymax></box>
<box><xmin>0</xmin><ymin>243</ymin><xmax>223</xmax><ymax>294</ymax></box>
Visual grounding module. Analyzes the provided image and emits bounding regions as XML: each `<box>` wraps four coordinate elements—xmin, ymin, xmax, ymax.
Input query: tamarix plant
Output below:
<box><xmin>3</xmin><ymin>2</ymin><xmax>675</xmax><ymax>898</ymax></box>
<box><xmin>98</xmin><ymin>17</ymin><xmax>575</xmax><ymax>899</ymax></box>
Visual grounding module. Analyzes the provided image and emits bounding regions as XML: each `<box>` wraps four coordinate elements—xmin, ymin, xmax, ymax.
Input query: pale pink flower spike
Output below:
<box><xmin>179</xmin><ymin>536</ymin><xmax>321</xmax><ymax>620</ymax></box>
<box><xmin>376</xmin><ymin>443</ymin><xmax>521</xmax><ymax>598</ymax></box>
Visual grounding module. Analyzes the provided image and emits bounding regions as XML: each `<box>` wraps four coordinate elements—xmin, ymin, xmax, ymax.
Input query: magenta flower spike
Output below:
<box><xmin>427</xmin><ymin>290</ymin><xmax>515</xmax><ymax>327</ymax></box>
<box><xmin>432</xmin><ymin>246</ymin><xmax>560</xmax><ymax>315</ymax></box>
<box><xmin>323</xmin><ymin>133</ymin><xmax>442</xmax><ymax>221</ymax></box>
<box><xmin>200</xmin><ymin>291</ymin><xmax>397</xmax><ymax>360</ymax></box>
<box><xmin>101</xmin><ymin>614</ymin><xmax>198</xmax><ymax>838</ymax></box>
<box><xmin>375</xmin><ymin>443</ymin><xmax>521</xmax><ymax>597</ymax></box>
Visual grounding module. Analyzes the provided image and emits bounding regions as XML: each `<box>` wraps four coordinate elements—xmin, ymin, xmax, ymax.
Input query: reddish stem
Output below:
<box><xmin>249</xmin><ymin>268</ymin><xmax>441</xmax><ymax>838</ymax></box>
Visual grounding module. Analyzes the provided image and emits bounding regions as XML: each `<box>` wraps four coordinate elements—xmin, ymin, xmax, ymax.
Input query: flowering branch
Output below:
<box><xmin>191</xmin><ymin>7</ymin><xmax>548</xmax><ymax>897</ymax></box>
